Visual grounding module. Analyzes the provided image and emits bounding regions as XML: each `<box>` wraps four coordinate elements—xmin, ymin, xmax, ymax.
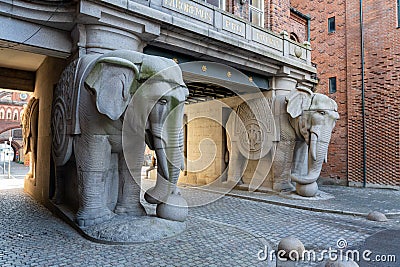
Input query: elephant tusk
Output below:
<box><xmin>155</xmin><ymin>148</ymin><xmax>169</xmax><ymax>179</ymax></box>
<box><xmin>324</xmin><ymin>152</ymin><xmax>328</xmax><ymax>163</ymax></box>
<box><xmin>310</xmin><ymin>132</ymin><xmax>318</xmax><ymax>162</ymax></box>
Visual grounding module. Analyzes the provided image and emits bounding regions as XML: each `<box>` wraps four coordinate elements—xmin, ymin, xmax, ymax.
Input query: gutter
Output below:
<box><xmin>290</xmin><ymin>7</ymin><xmax>311</xmax><ymax>42</ymax></box>
<box><xmin>360</xmin><ymin>0</ymin><xmax>367</xmax><ymax>187</ymax></box>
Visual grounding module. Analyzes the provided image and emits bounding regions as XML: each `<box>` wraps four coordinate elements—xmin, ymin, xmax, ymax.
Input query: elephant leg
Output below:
<box><xmin>272</xmin><ymin>141</ymin><xmax>296</xmax><ymax>192</ymax></box>
<box><xmin>114</xmin><ymin>153</ymin><xmax>146</xmax><ymax>216</ymax></box>
<box><xmin>75</xmin><ymin>135</ymin><xmax>114</xmax><ymax>227</ymax></box>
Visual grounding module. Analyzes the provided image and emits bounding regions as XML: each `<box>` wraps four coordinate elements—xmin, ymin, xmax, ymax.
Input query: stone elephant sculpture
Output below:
<box><xmin>22</xmin><ymin>97</ymin><xmax>39</xmax><ymax>181</ymax></box>
<box><xmin>226</xmin><ymin>87</ymin><xmax>339</xmax><ymax>197</ymax></box>
<box><xmin>51</xmin><ymin>50</ymin><xmax>189</xmax><ymax>227</ymax></box>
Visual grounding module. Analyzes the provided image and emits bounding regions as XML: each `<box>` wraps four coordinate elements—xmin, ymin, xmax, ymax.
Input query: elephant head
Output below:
<box><xmin>286</xmin><ymin>87</ymin><xmax>339</xmax><ymax>196</ymax></box>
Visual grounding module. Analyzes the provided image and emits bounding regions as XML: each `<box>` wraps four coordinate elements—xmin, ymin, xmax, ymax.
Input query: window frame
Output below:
<box><xmin>13</xmin><ymin>110</ymin><xmax>18</xmax><ymax>121</ymax></box>
<box><xmin>328</xmin><ymin>16</ymin><xmax>336</xmax><ymax>33</ymax></box>
<box><xmin>398</xmin><ymin>0</ymin><xmax>400</xmax><ymax>27</ymax></box>
<box><xmin>329</xmin><ymin>77</ymin><xmax>337</xmax><ymax>94</ymax></box>
<box><xmin>6</xmin><ymin>109</ymin><xmax>11</xmax><ymax>120</ymax></box>
<box><xmin>249</xmin><ymin>0</ymin><xmax>264</xmax><ymax>27</ymax></box>
<box><xmin>202</xmin><ymin>0</ymin><xmax>225</xmax><ymax>10</ymax></box>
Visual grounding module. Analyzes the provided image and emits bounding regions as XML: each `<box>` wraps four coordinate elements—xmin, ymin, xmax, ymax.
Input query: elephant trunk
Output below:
<box><xmin>291</xmin><ymin>127</ymin><xmax>331</xmax><ymax>185</ymax></box>
<box><xmin>154</xmin><ymin>141</ymin><xmax>182</xmax><ymax>184</ymax></box>
<box><xmin>144</xmin><ymin>127</ymin><xmax>184</xmax><ymax>204</ymax></box>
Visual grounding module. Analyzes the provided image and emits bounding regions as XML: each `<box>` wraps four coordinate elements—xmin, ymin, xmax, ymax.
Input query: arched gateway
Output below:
<box><xmin>0</xmin><ymin>0</ymin><xmax>332</xmax><ymax>242</ymax></box>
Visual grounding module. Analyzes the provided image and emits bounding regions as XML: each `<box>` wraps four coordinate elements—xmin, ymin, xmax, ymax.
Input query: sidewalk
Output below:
<box><xmin>142</xmin><ymin>172</ymin><xmax>400</xmax><ymax>218</ymax></box>
<box><xmin>0</xmin><ymin>161</ymin><xmax>28</xmax><ymax>190</ymax></box>
<box><xmin>219</xmin><ymin>185</ymin><xmax>400</xmax><ymax>218</ymax></box>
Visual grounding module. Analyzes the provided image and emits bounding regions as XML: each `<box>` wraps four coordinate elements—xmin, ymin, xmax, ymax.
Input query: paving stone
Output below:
<box><xmin>1</xmin><ymin>187</ymin><xmax>399</xmax><ymax>266</ymax></box>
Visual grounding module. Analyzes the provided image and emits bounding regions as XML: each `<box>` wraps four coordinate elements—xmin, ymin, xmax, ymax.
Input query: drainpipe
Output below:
<box><xmin>360</xmin><ymin>0</ymin><xmax>367</xmax><ymax>187</ymax></box>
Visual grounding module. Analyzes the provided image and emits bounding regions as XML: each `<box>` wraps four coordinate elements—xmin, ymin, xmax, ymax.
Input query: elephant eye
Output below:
<box><xmin>319</xmin><ymin>111</ymin><xmax>326</xmax><ymax>115</ymax></box>
<box><xmin>158</xmin><ymin>99</ymin><xmax>168</xmax><ymax>105</ymax></box>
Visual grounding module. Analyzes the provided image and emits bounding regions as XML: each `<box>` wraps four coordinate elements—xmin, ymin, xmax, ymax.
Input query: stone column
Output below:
<box><xmin>72</xmin><ymin>0</ymin><xmax>161</xmax><ymax>55</ymax></box>
<box><xmin>72</xmin><ymin>24</ymin><xmax>146</xmax><ymax>56</ymax></box>
<box><xmin>273</xmin><ymin>76</ymin><xmax>298</xmax><ymax>96</ymax></box>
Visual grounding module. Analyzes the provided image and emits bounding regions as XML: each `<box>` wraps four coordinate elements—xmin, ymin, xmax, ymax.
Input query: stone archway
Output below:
<box><xmin>0</xmin><ymin>121</ymin><xmax>21</xmax><ymax>135</ymax></box>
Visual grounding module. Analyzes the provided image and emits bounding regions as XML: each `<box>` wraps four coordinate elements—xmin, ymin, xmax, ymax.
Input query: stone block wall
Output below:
<box><xmin>24</xmin><ymin>57</ymin><xmax>66</xmax><ymax>203</ymax></box>
<box><xmin>180</xmin><ymin>92</ymin><xmax>274</xmax><ymax>188</ymax></box>
<box><xmin>180</xmin><ymin>100</ymin><xmax>227</xmax><ymax>185</ymax></box>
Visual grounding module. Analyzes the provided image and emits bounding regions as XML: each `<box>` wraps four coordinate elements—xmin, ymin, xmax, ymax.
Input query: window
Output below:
<box><xmin>249</xmin><ymin>0</ymin><xmax>264</xmax><ymax>27</ymax></box>
<box><xmin>290</xmin><ymin>33</ymin><xmax>299</xmax><ymax>42</ymax></box>
<box><xmin>328</xmin><ymin>17</ymin><xmax>335</xmax><ymax>33</ymax></box>
<box><xmin>13</xmin><ymin>110</ymin><xmax>18</xmax><ymax>121</ymax></box>
<box><xmin>0</xmin><ymin>109</ymin><xmax>4</xmax><ymax>120</ymax></box>
<box><xmin>6</xmin><ymin>109</ymin><xmax>11</xmax><ymax>120</ymax></box>
<box><xmin>329</xmin><ymin>77</ymin><xmax>337</xmax><ymax>93</ymax></box>
<box><xmin>202</xmin><ymin>0</ymin><xmax>225</xmax><ymax>10</ymax></box>
<box><xmin>398</xmin><ymin>0</ymin><xmax>400</xmax><ymax>27</ymax></box>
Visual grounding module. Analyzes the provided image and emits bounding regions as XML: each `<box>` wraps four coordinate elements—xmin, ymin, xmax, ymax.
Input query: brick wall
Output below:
<box><xmin>269</xmin><ymin>0</ymin><xmax>291</xmax><ymax>33</ymax></box>
<box><xmin>230</xmin><ymin>0</ymin><xmax>305</xmax><ymax>36</ymax></box>
<box><xmin>346</xmin><ymin>0</ymin><xmax>400</xmax><ymax>186</ymax></box>
<box><xmin>288</xmin><ymin>11</ymin><xmax>307</xmax><ymax>42</ymax></box>
<box><xmin>291</xmin><ymin>0</ymin><xmax>348</xmax><ymax>182</ymax></box>
<box><xmin>291</xmin><ymin>0</ymin><xmax>400</xmax><ymax>187</ymax></box>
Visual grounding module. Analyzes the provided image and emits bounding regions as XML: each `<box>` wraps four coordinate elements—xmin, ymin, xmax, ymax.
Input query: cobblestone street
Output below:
<box><xmin>0</xmin><ymin>175</ymin><xmax>399</xmax><ymax>266</ymax></box>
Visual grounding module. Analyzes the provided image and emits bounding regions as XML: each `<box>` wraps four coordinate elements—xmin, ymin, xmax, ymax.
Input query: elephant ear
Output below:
<box><xmin>286</xmin><ymin>86</ymin><xmax>313</xmax><ymax>118</ymax></box>
<box><xmin>85</xmin><ymin>57</ymin><xmax>139</xmax><ymax>120</ymax></box>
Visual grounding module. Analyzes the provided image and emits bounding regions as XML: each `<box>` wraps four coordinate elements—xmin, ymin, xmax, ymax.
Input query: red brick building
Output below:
<box><xmin>0</xmin><ymin>91</ymin><xmax>28</xmax><ymax>133</ymax></box>
<box><xmin>291</xmin><ymin>0</ymin><xmax>400</xmax><ymax>188</ymax></box>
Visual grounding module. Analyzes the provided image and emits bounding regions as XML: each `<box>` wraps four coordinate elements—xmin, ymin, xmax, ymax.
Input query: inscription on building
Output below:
<box><xmin>163</xmin><ymin>0</ymin><xmax>213</xmax><ymax>25</ymax></box>
<box><xmin>252</xmin><ymin>28</ymin><xmax>283</xmax><ymax>52</ymax></box>
<box><xmin>222</xmin><ymin>15</ymin><xmax>245</xmax><ymax>37</ymax></box>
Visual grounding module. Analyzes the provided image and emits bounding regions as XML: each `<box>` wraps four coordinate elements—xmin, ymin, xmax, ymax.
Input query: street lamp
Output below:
<box><xmin>8</xmin><ymin>136</ymin><xmax>12</xmax><ymax>179</ymax></box>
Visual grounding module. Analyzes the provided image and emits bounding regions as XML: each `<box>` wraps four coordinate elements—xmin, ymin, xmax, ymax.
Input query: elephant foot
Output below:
<box><xmin>114</xmin><ymin>203</ymin><xmax>147</xmax><ymax>217</ymax></box>
<box><xmin>156</xmin><ymin>190</ymin><xmax>188</xmax><ymax>222</ymax></box>
<box><xmin>273</xmin><ymin>181</ymin><xmax>295</xmax><ymax>192</ymax></box>
<box><xmin>76</xmin><ymin>208</ymin><xmax>114</xmax><ymax>227</ymax></box>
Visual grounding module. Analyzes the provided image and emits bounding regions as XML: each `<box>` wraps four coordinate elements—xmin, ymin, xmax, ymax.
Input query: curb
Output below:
<box><xmin>189</xmin><ymin>186</ymin><xmax>400</xmax><ymax>219</ymax></box>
